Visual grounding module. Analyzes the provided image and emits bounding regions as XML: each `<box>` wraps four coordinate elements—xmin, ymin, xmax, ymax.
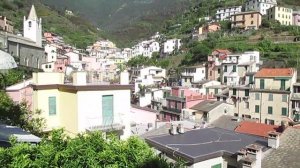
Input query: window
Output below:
<box><xmin>260</xmin><ymin>79</ymin><xmax>265</xmax><ymax>89</ymax></box>
<box><xmin>224</xmin><ymin>65</ymin><xmax>227</xmax><ymax>72</ymax></box>
<box><xmin>233</xmin><ymin>65</ymin><xmax>236</xmax><ymax>72</ymax></box>
<box><xmin>245</xmin><ymin>89</ymin><xmax>249</xmax><ymax>96</ymax></box>
<box><xmin>233</xmin><ymin>89</ymin><xmax>237</xmax><ymax>95</ymax></box>
<box><xmin>180</xmin><ymin>90</ymin><xmax>185</xmax><ymax>97</ymax></box>
<box><xmin>224</xmin><ymin>77</ymin><xmax>227</xmax><ymax>83</ymax></box>
<box><xmin>211</xmin><ymin>163</ymin><xmax>222</xmax><ymax>168</ymax></box>
<box><xmin>268</xmin><ymin>94</ymin><xmax>273</xmax><ymax>101</ymax></box>
<box><xmin>255</xmin><ymin>105</ymin><xmax>259</xmax><ymax>113</ymax></box>
<box><xmin>28</xmin><ymin>21</ymin><xmax>32</xmax><ymax>27</ymax></box>
<box><xmin>255</xmin><ymin>93</ymin><xmax>260</xmax><ymax>100</ymax></box>
<box><xmin>280</xmin><ymin>79</ymin><xmax>286</xmax><ymax>90</ymax></box>
<box><xmin>206</xmin><ymin>88</ymin><xmax>209</xmax><ymax>94</ymax></box>
<box><xmin>268</xmin><ymin>106</ymin><xmax>273</xmax><ymax>114</ymax></box>
<box><xmin>282</xmin><ymin>95</ymin><xmax>288</xmax><ymax>102</ymax></box>
<box><xmin>282</xmin><ymin>107</ymin><xmax>287</xmax><ymax>116</ymax></box>
<box><xmin>48</xmin><ymin>96</ymin><xmax>56</xmax><ymax>115</ymax></box>
<box><xmin>251</xmin><ymin>14</ymin><xmax>254</xmax><ymax>18</ymax></box>
<box><xmin>249</xmin><ymin>75</ymin><xmax>253</xmax><ymax>84</ymax></box>
<box><xmin>245</xmin><ymin>102</ymin><xmax>249</xmax><ymax>109</ymax></box>
<box><xmin>102</xmin><ymin>95</ymin><xmax>114</xmax><ymax>125</ymax></box>
<box><xmin>214</xmin><ymin>88</ymin><xmax>218</xmax><ymax>94</ymax></box>
<box><xmin>251</xmin><ymin>21</ymin><xmax>254</xmax><ymax>24</ymax></box>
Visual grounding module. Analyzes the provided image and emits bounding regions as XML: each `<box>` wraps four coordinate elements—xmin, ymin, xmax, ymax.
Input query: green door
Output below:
<box><xmin>102</xmin><ymin>95</ymin><xmax>114</xmax><ymax>125</ymax></box>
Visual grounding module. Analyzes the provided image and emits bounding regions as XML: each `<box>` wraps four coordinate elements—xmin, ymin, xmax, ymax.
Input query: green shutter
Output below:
<box><xmin>224</xmin><ymin>77</ymin><xmax>227</xmax><ymax>83</ymax></box>
<box><xmin>206</xmin><ymin>88</ymin><xmax>209</xmax><ymax>94</ymax></box>
<box><xmin>268</xmin><ymin>94</ymin><xmax>273</xmax><ymax>101</ymax></box>
<box><xmin>102</xmin><ymin>95</ymin><xmax>114</xmax><ymax>125</ymax></box>
<box><xmin>224</xmin><ymin>65</ymin><xmax>227</xmax><ymax>72</ymax></box>
<box><xmin>282</xmin><ymin>108</ymin><xmax>287</xmax><ymax>116</ymax></box>
<box><xmin>280</xmin><ymin>80</ymin><xmax>286</xmax><ymax>90</ymax></box>
<box><xmin>233</xmin><ymin>65</ymin><xmax>236</xmax><ymax>72</ymax></box>
<box><xmin>211</xmin><ymin>163</ymin><xmax>222</xmax><ymax>168</ymax></box>
<box><xmin>245</xmin><ymin>89</ymin><xmax>249</xmax><ymax>96</ymax></box>
<box><xmin>268</xmin><ymin>106</ymin><xmax>273</xmax><ymax>114</ymax></box>
<box><xmin>233</xmin><ymin>89</ymin><xmax>236</xmax><ymax>95</ymax></box>
<box><xmin>48</xmin><ymin>97</ymin><xmax>56</xmax><ymax>115</ymax></box>
<box><xmin>249</xmin><ymin>75</ymin><xmax>253</xmax><ymax>84</ymax></box>
<box><xmin>214</xmin><ymin>88</ymin><xmax>218</xmax><ymax>94</ymax></box>
<box><xmin>282</xmin><ymin>95</ymin><xmax>287</xmax><ymax>102</ymax></box>
<box><xmin>255</xmin><ymin>105</ymin><xmax>259</xmax><ymax>113</ymax></box>
<box><xmin>260</xmin><ymin>79</ymin><xmax>265</xmax><ymax>89</ymax></box>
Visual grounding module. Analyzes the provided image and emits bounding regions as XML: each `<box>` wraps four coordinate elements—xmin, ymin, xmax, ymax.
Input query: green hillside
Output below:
<box><xmin>0</xmin><ymin>0</ymin><xmax>105</xmax><ymax>48</ymax></box>
<box><xmin>41</xmin><ymin>0</ymin><xmax>195</xmax><ymax>47</ymax></box>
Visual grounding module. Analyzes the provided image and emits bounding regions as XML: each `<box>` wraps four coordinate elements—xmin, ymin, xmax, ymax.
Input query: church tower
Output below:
<box><xmin>23</xmin><ymin>5</ymin><xmax>42</xmax><ymax>47</ymax></box>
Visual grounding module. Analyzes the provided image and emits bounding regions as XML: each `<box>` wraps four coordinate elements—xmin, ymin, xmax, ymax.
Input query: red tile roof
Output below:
<box><xmin>255</xmin><ymin>68</ymin><xmax>294</xmax><ymax>78</ymax></box>
<box><xmin>235</xmin><ymin>121</ymin><xmax>281</xmax><ymax>137</ymax></box>
<box><xmin>214</xmin><ymin>49</ymin><xmax>231</xmax><ymax>54</ymax></box>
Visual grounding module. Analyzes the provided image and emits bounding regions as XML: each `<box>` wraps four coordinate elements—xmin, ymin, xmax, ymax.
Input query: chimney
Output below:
<box><xmin>169</xmin><ymin>124</ymin><xmax>178</xmax><ymax>135</ymax></box>
<box><xmin>268</xmin><ymin>131</ymin><xmax>281</xmax><ymax>149</ymax></box>
<box><xmin>177</xmin><ymin>124</ymin><xmax>184</xmax><ymax>134</ymax></box>
<box><xmin>243</xmin><ymin>144</ymin><xmax>263</xmax><ymax>168</ymax></box>
<box><xmin>72</xmin><ymin>71</ymin><xmax>87</xmax><ymax>85</ymax></box>
<box><xmin>120</xmin><ymin>70</ymin><xmax>129</xmax><ymax>85</ymax></box>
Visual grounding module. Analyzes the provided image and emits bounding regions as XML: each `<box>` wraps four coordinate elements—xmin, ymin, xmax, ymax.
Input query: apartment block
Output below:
<box><xmin>245</xmin><ymin>0</ymin><xmax>277</xmax><ymax>15</ymax></box>
<box><xmin>267</xmin><ymin>6</ymin><xmax>293</xmax><ymax>25</ymax></box>
<box><xmin>216</xmin><ymin>6</ymin><xmax>242</xmax><ymax>21</ymax></box>
<box><xmin>231</xmin><ymin>11</ymin><xmax>262</xmax><ymax>30</ymax></box>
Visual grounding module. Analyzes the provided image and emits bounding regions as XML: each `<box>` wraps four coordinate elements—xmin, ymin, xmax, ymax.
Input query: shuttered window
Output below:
<box><xmin>260</xmin><ymin>79</ymin><xmax>265</xmax><ymax>89</ymax></box>
<box><xmin>102</xmin><ymin>95</ymin><xmax>114</xmax><ymax>125</ymax></box>
<box><xmin>282</xmin><ymin>108</ymin><xmax>287</xmax><ymax>116</ymax></box>
<box><xmin>48</xmin><ymin>96</ymin><xmax>56</xmax><ymax>115</ymax></box>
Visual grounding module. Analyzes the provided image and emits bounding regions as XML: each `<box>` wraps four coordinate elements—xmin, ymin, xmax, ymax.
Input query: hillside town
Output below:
<box><xmin>1</xmin><ymin>1</ymin><xmax>300</xmax><ymax>168</ymax></box>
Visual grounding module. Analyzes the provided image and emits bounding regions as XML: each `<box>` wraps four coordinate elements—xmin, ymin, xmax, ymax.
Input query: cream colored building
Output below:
<box><xmin>228</xmin><ymin>68</ymin><xmax>297</xmax><ymax>125</ymax></box>
<box><xmin>231</xmin><ymin>11</ymin><xmax>262</xmax><ymax>30</ymax></box>
<box><xmin>31</xmin><ymin>72</ymin><xmax>132</xmax><ymax>139</ymax></box>
<box><xmin>267</xmin><ymin>6</ymin><xmax>293</xmax><ymax>25</ymax></box>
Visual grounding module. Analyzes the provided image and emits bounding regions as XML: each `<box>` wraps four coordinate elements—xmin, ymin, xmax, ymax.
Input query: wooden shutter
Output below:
<box><xmin>48</xmin><ymin>97</ymin><xmax>56</xmax><ymax>115</ymax></box>
<box><xmin>102</xmin><ymin>95</ymin><xmax>114</xmax><ymax>125</ymax></box>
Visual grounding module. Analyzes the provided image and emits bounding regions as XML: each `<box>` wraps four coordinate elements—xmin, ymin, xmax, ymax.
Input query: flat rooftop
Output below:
<box><xmin>146</xmin><ymin>127</ymin><xmax>267</xmax><ymax>164</ymax></box>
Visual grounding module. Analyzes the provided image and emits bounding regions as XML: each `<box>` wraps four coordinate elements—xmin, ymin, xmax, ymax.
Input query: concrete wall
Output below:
<box><xmin>32</xmin><ymin>72</ymin><xmax>64</xmax><ymax>85</ymax></box>
<box><xmin>7</xmin><ymin>40</ymin><xmax>45</xmax><ymax>69</ymax></box>
<box><xmin>77</xmin><ymin>89</ymin><xmax>131</xmax><ymax>139</ymax></box>
<box><xmin>188</xmin><ymin>156</ymin><xmax>224</xmax><ymax>168</ymax></box>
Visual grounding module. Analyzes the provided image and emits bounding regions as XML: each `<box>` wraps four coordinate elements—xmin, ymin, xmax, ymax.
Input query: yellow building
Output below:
<box><xmin>31</xmin><ymin>72</ymin><xmax>132</xmax><ymax>139</ymax></box>
<box><xmin>227</xmin><ymin>68</ymin><xmax>297</xmax><ymax>126</ymax></box>
<box><xmin>267</xmin><ymin>6</ymin><xmax>293</xmax><ymax>25</ymax></box>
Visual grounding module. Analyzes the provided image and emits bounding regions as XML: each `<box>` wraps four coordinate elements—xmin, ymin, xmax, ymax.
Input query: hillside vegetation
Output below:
<box><xmin>41</xmin><ymin>0</ymin><xmax>196</xmax><ymax>47</ymax></box>
<box><xmin>0</xmin><ymin>0</ymin><xmax>105</xmax><ymax>48</ymax></box>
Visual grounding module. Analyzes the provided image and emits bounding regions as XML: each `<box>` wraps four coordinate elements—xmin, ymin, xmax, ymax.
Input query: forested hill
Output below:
<box><xmin>41</xmin><ymin>0</ymin><xmax>195</xmax><ymax>47</ymax></box>
<box><xmin>0</xmin><ymin>0</ymin><xmax>105</xmax><ymax>48</ymax></box>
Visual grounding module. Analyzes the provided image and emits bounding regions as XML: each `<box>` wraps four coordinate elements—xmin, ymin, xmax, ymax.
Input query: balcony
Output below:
<box><xmin>162</xmin><ymin>106</ymin><xmax>182</xmax><ymax>113</ymax></box>
<box><xmin>166</xmin><ymin>95</ymin><xmax>185</xmax><ymax>102</ymax></box>
<box><xmin>85</xmin><ymin>117</ymin><xmax>124</xmax><ymax>132</ymax></box>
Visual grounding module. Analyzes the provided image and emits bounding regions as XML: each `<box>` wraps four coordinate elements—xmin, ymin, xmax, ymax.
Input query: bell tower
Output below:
<box><xmin>23</xmin><ymin>5</ymin><xmax>42</xmax><ymax>47</ymax></box>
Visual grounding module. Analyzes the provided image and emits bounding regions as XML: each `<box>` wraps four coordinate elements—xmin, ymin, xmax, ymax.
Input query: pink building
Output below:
<box><xmin>207</xmin><ymin>49</ymin><xmax>231</xmax><ymax>81</ymax></box>
<box><xmin>293</xmin><ymin>11</ymin><xmax>300</xmax><ymax>26</ymax></box>
<box><xmin>161</xmin><ymin>87</ymin><xmax>214</xmax><ymax>121</ymax></box>
<box><xmin>54</xmin><ymin>56</ymin><xmax>70</xmax><ymax>72</ymax></box>
<box><xmin>82</xmin><ymin>57</ymin><xmax>101</xmax><ymax>71</ymax></box>
<box><xmin>6</xmin><ymin>79</ymin><xmax>33</xmax><ymax>110</ymax></box>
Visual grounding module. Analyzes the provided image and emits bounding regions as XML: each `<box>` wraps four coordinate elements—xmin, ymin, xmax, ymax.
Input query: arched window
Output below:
<box><xmin>28</xmin><ymin>21</ymin><xmax>32</xmax><ymax>28</ymax></box>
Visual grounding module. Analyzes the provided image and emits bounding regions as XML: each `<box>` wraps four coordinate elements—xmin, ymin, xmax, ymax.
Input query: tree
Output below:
<box><xmin>0</xmin><ymin>129</ymin><xmax>182</xmax><ymax>167</ymax></box>
<box><xmin>0</xmin><ymin>91</ymin><xmax>45</xmax><ymax>136</ymax></box>
<box><xmin>190</xmin><ymin>43</ymin><xmax>211</xmax><ymax>63</ymax></box>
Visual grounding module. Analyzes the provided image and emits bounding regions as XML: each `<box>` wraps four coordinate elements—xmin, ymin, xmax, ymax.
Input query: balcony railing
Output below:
<box><xmin>162</xmin><ymin>107</ymin><xmax>182</xmax><ymax>113</ymax></box>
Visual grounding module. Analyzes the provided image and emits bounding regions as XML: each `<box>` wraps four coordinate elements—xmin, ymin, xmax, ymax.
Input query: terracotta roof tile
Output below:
<box><xmin>255</xmin><ymin>68</ymin><xmax>294</xmax><ymax>78</ymax></box>
<box><xmin>235</xmin><ymin>121</ymin><xmax>281</xmax><ymax>138</ymax></box>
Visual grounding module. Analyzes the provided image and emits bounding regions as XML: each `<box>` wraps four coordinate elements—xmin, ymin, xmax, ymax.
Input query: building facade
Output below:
<box><xmin>292</xmin><ymin>11</ymin><xmax>300</xmax><ymax>26</ymax></box>
<box><xmin>267</xmin><ymin>6</ymin><xmax>293</xmax><ymax>26</ymax></box>
<box><xmin>245</xmin><ymin>0</ymin><xmax>277</xmax><ymax>15</ymax></box>
<box><xmin>215</xmin><ymin>6</ymin><xmax>242</xmax><ymax>21</ymax></box>
<box><xmin>181</xmin><ymin>65</ymin><xmax>206</xmax><ymax>87</ymax></box>
<box><xmin>231</xmin><ymin>11</ymin><xmax>262</xmax><ymax>30</ymax></box>
<box><xmin>30</xmin><ymin>72</ymin><xmax>132</xmax><ymax>139</ymax></box>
